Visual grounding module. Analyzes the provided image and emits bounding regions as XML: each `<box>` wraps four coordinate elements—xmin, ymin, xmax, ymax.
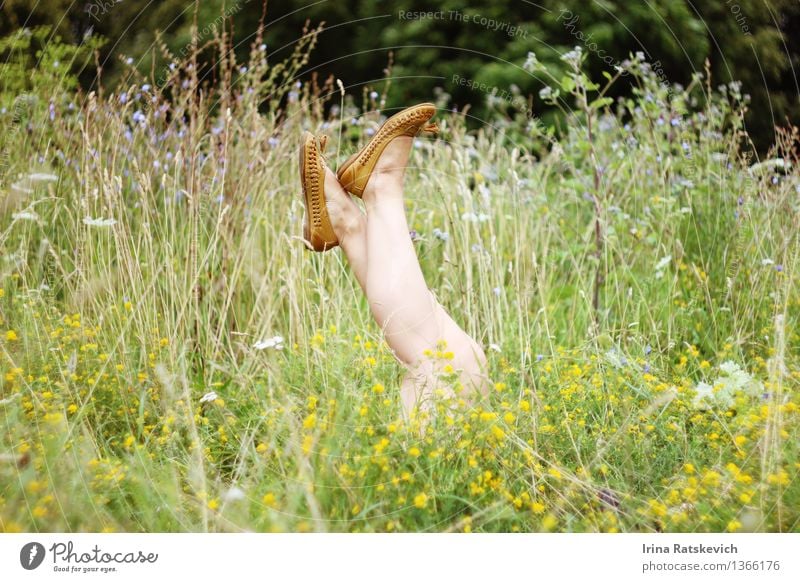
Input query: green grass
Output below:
<box><xmin>0</xmin><ymin>36</ymin><xmax>798</xmax><ymax>533</ymax></box>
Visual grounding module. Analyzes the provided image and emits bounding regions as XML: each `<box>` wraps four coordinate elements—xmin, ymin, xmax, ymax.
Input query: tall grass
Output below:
<box><xmin>0</xmin><ymin>25</ymin><xmax>798</xmax><ymax>532</ymax></box>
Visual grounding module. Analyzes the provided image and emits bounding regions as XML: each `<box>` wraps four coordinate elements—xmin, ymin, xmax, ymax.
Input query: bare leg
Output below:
<box><xmin>324</xmin><ymin>168</ymin><xmax>368</xmax><ymax>292</ymax></box>
<box><xmin>360</xmin><ymin>137</ymin><xmax>490</xmax><ymax>416</ymax></box>
<box><xmin>324</xmin><ymin>139</ymin><xmax>490</xmax><ymax>419</ymax></box>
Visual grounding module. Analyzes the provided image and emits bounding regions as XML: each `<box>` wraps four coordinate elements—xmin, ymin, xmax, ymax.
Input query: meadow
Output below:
<box><xmin>0</xmin><ymin>30</ymin><xmax>798</xmax><ymax>532</ymax></box>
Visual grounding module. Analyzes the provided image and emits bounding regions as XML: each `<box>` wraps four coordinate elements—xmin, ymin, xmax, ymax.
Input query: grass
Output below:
<box><xmin>0</xmin><ymin>30</ymin><xmax>798</xmax><ymax>533</ymax></box>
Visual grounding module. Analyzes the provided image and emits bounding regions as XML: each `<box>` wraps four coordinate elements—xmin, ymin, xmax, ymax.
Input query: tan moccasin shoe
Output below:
<box><xmin>300</xmin><ymin>131</ymin><xmax>339</xmax><ymax>252</ymax></box>
<box><xmin>336</xmin><ymin>103</ymin><xmax>439</xmax><ymax>198</ymax></box>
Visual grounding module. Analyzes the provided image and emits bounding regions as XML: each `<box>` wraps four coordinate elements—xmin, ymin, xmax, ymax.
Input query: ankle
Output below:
<box><xmin>335</xmin><ymin>208</ymin><xmax>366</xmax><ymax>244</ymax></box>
<box><xmin>363</xmin><ymin>173</ymin><xmax>405</xmax><ymax>207</ymax></box>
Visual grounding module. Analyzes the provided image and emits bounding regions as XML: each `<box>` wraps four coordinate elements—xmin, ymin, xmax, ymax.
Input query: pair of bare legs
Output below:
<box><xmin>322</xmin><ymin>135</ymin><xmax>491</xmax><ymax>420</ymax></box>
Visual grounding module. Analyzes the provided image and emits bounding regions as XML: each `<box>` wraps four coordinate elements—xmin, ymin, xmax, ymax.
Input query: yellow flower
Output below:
<box><xmin>767</xmin><ymin>471</ymin><xmax>789</xmax><ymax>486</ymax></box>
<box><xmin>414</xmin><ymin>492</ymin><xmax>428</xmax><ymax>509</ymax></box>
<box><xmin>541</xmin><ymin>514</ymin><xmax>558</xmax><ymax>531</ymax></box>
<box><xmin>547</xmin><ymin>467</ymin><xmax>562</xmax><ymax>480</ymax></box>
<box><xmin>207</xmin><ymin>499</ymin><xmax>219</xmax><ymax>510</ymax></box>
<box><xmin>408</xmin><ymin>446</ymin><xmax>421</xmax><ymax>458</ymax></box>
<box><xmin>726</xmin><ymin>519</ymin><xmax>742</xmax><ymax>532</ymax></box>
<box><xmin>372</xmin><ymin>383</ymin><xmax>385</xmax><ymax>394</ymax></box>
<box><xmin>5</xmin><ymin>330</ymin><xmax>18</xmax><ymax>341</ymax></box>
<box><xmin>262</xmin><ymin>493</ymin><xmax>278</xmax><ymax>508</ymax></box>
<box><xmin>256</xmin><ymin>443</ymin><xmax>268</xmax><ymax>453</ymax></box>
<box><xmin>531</xmin><ymin>501</ymin><xmax>546</xmax><ymax>514</ymax></box>
<box><xmin>301</xmin><ymin>434</ymin><xmax>314</xmax><ymax>455</ymax></box>
<box><xmin>303</xmin><ymin>413</ymin><xmax>317</xmax><ymax>430</ymax></box>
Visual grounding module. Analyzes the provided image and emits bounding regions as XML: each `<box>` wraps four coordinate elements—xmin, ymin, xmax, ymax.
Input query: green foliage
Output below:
<box><xmin>0</xmin><ymin>26</ymin><xmax>104</xmax><ymax>105</ymax></box>
<box><xmin>1</xmin><ymin>29</ymin><xmax>799</xmax><ymax>533</ymax></box>
<box><xmin>1</xmin><ymin>1</ymin><xmax>798</xmax><ymax>150</ymax></box>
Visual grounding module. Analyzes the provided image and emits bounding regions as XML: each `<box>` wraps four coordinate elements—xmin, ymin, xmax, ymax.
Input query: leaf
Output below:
<box><xmin>589</xmin><ymin>97</ymin><xmax>613</xmax><ymax>110</ymax></box>
<box><xmin>560</xmin><ymin>75</ymin><xmax>575</xmax><ymax>93</ymax></box>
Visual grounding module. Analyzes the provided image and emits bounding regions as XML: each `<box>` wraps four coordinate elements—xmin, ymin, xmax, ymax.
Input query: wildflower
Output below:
<box><xmin>561</xmin><ymin>45</ymin><xmax>583</xmax><ymax>65</ymax></box>
<box><xmin>654</xmin><ymin>255</ymin><xmax>671</xmax><ymax>278</ymax></box>
<box><xmin>83</xmin><ymin>216</ymin><xmax>117</xmax><ymax>227</ymax></box>
<box><xmin>726</xmin><ymin>519</ymin><xmax>742</xmax><ymax>532</ymax></box>
<box><xmin>372</xmin><ymin>383</ymin><xmax>385</xmax><ymax>394</ymax></box>
<box><xmin>254</xmin><ymin>335</ymin><xmax>285</xmax><ymax>350</ymax></box>
<box><xmin>303</xmin><ymin>413</ymin><xmax>317</xmax><ymax>430</ymax></box>
<box><xmin>767</xmin><ymin>471</ymin><xmax>789</xmax><ymax>486</ymax></box>
<box><xmin>432</xmin><ymin>228</ymin><xmax>450</xmax><ymax>242</ymax></box>
<box><xmin>200</xmin><ymin>391</ymin><xmax>218</xmax><ymax>404</ymax></box>
<box><xmin>222</xmin><ymin>486</ymin><xmax>246</xmax><ymax>503</ymax></box>
<box><xmin>27</xmin><ymin>173</ymin><xmax>58</xmax><ymax>182</ymax></box>
<box><xmin>541</xmin><ymin>514</ymin><xmax>558</xmax><ymax>531</ymax></box>
<box><xmin>5</xmin><ymin>330</ymin><xmax>18</xmax><ymax>341</ymax></box>
<box><xmin>408</xmin><ymin>446</ymin><xmax>421</xmax><ymax>458</ymax></box>
<box><xmin>414</xmin><ymin>492</ymin><xmax>428</xmax><ymax>509</ymax></box>
<box><xmin>262</xmin><ymin>493</ymin><xmax>278</xmax><ymax>508</ymax></box>
<box><xmin>523</xmin><ymin>51</ymin><xmax>540</xmax><ymax>72</ymax></box>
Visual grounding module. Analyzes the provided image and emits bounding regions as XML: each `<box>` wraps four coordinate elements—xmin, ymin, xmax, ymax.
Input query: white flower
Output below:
<box><xmin>692</xmin><ymin>381</ymin><xmax>715</xmax><ymax>409</ymax></box>
<box><xmin>655</xmin><ymin>255</ymin><xmax>672</xmax><ymax>271</ymax></box>
<box><xmin>27</xmin><ymin>172</ymin><xmax>58</xmax><ymax>182</ymax></box>
<box><xmin>748</xmin><ymin>158</ymin><xmax>788</xmax><ymax>175</ymax></box>
<box><xmin>254</xmin><ymin>335</ymin><xmax>285</xmax><ymax>350</ymax></box>
<box><xmin>654</xmin><ymin>255</ymin><xmax>672</xmax><ymax>279</ymax></box>
<box><xmin>489</xmin><ymin>343</ymin><xmax>502</xmax><ymax>353</ymax></box>
<box><xmin>604</xmin><ymin>349</ymin><xmax>626</xmax><ymax>369</ymax></box>
<box><xmin>761</xmin><ymin>258</ymin><xmax>774</xmax><ymax>266</ymax></box>
<box><xmin>11</xmin><ymin>182</ymin><xmax>33</xmax><ymax>194</ymax></box>
<box><xmin>523</xmin><ymin>51</ymin><xmax>540</xmax><ymax>73</ymax></box>
<box><xmin>200</xmin><ymin>391</ymin><xmax>218</xmax><ymax>404</ymax></box>
<box><xmin>83</xmin><ymin>216</ymin><xmax>117</xmax><ymax>227</ymax></box>
<box><xmin>719</xmin><ymin>360</ymin><xmax>741</xmax><ymax>375</ymax></box>
<box><xmin>560</xmin><ymin>46</ymin><xmax>583</xmax><ymax>67</ymax></box>
<box><xmin>222</xmin><ymin>486</ymin><xmax>246</xmax><ymax>502</ymax></box>
<box><xmin>461</xmin><ymin>212</ymin><xmax>490</xmax><ymax>223</ymax></box>
<box><xmin>692</xmin><ymin>362</ymin><xmax>763</xmax><ymax>409</ymax></box>
<box><xmin>12</xmin><ymin>211</ymin><xmax>39</xmax><ymax>221</ymax></box>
